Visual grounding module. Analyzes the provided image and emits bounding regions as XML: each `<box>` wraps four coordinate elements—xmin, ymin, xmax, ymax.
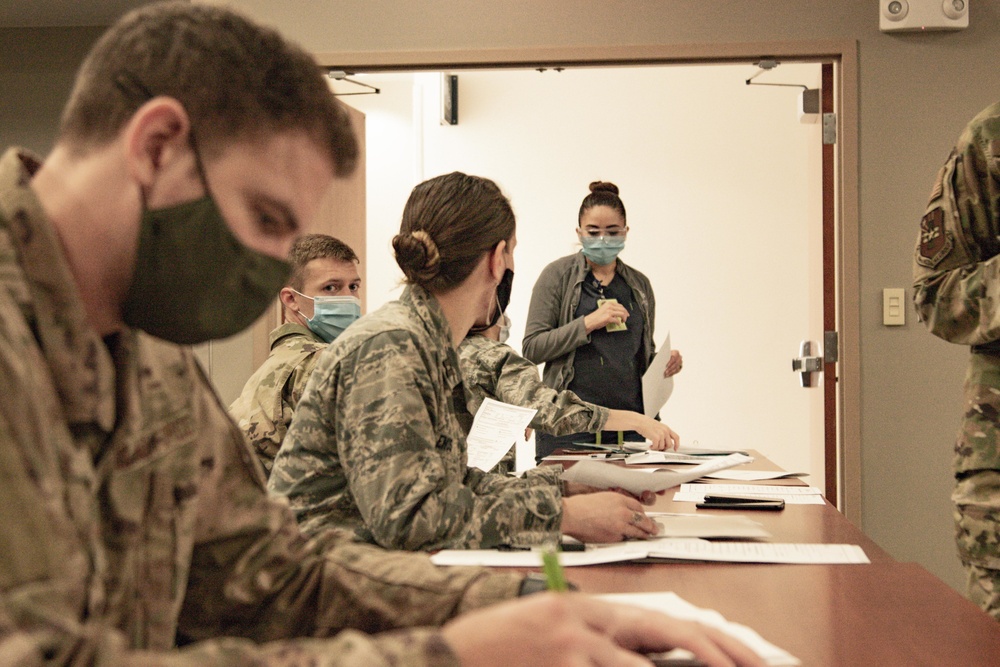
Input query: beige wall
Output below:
<box><xmin>5</xmin><ymin>1</ymin><xmax>997</xmax><ymax>593</ymax></box>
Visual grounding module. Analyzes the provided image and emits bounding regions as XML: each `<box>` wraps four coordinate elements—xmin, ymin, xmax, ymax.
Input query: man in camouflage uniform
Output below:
<box><xmin>913</xmin><ymin>101</ymin><xmax>1000</xmax><ymax>620</ymax></box>
<box><xmin>0</xmin><ymin>4</ymin><xmax>767</xmax><ymax>666</ymax></box>
<box><xmin>230</xmin><ymin>234</ymin><xmax>361</xmax><ymax>474</ymax></box>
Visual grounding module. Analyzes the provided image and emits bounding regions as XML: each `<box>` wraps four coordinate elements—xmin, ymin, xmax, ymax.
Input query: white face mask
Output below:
<box><xmin>498</xmin><ymin>313</ymin><xmax>511</xmax><ymax>344</ymax></box>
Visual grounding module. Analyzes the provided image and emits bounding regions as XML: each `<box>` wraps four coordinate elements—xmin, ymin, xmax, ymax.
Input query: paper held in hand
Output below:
<box><xmin>466</xmin><ymin>398</ymin><xmax>537</xmax><ymax>472</ymax></box>
<box><xmin>560</xmin><ymin>453</ymin><xmax>753</xmax><ymax>495</ymax></box>
<box><xmin>642</xmin><ymin>332</ymin><xmax>674</xmax><ymax>418</ymax></box>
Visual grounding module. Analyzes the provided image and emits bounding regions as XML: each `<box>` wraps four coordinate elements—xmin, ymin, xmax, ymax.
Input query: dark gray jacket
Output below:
<box><xmin>522</xmin><ymin>252</ymin><xmax>657</xmax><ymax>392</ymax></box>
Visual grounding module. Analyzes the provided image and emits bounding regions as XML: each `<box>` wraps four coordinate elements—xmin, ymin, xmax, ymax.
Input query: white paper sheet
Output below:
<box><xmin>466</xmin><ymin>397</ymin><xmax>536</xmax><ymax>472</ymax></box>
<box><xmin>674</xmin><ymin>483</ymin><xmax>825</xmax><ymax>505</ymax></box>
<box><xmin>647</xmin><ymin>541</ymin><xmax>870</xmax><ymax>564</ymax></box>
<box><xmin>626</xmin><ymin>449</ymin><xmax>751</xmax><ymax>465</ymax></box>
<box><xmin>598</xmin><ymin>591</ymin><xmax>801</xmax><ymax>666</ymax></box>
<box><xmin>702</xmin><ymin>469</ymin><xmax>808</xmax><ymax>481</ymax></box>
<box><xmin>428</xmin><ymin>543</ymin><xmax>649</xmax><ymax>567</ymax></box>
<box><xmin>649</xmin><ymin>512</ymin><xmax>771</xmax><ymax>539</ymax></box>
<box><xmin>560</xmin><ymin>453</ymin><xmax>752</xmax><ymax>495</ymax></box>
<box><xmin>641</xmin><ymin>332</ymin><xmax>674</xmax><ymax>418</ymax></box>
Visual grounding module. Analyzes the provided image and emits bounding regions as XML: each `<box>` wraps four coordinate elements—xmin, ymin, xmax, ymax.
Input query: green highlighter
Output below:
<box><xmin>541</xmin><ymin>549</ymin><xmax>568</xmax><ymax>592</ymax></box>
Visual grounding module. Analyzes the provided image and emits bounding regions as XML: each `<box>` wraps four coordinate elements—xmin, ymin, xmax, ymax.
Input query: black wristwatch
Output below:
<box><xmin>518</xmin><ymin>572</ymin><xmax>578</xmax><ymax>596</ymax></box>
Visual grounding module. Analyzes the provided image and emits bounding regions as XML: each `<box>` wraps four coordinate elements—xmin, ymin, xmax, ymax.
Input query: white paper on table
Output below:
<box><xmin>646</xmin><ymin>540</ymin><xmax>870</xmax><ymax>564</ymax></box>
<box><xmin>679</xmin><ymin>483</ymin><xmax>823</xmax><ymax>496</ymax></box>
<box><xmin>428</xmin><ymin>543</ymin><xmax>649</xmax><ymax>567</ymax></box>
<box><xmin>598</xmin><ymin>591</ymin><xmax>801</xmax><ymax>666</ymax></box>
<box><xmin>466</xmin><ymin>397</ymin><xmax>536</xmax><ymax>472</ymax></box>
<box><xmin>703</xmin><ymin>469</ymin><xmax>808</xmax><ymax>481</ymax></box>
<box><xmin>641</xmin><ymin>332</ymin><xmax>673</xmax><ymax>418</ymax></box>
<box><xmin>626</xmin><ymin>449</ymin><xmax>752</xmax><ymax>465</ymax></box>
<box><xmin>649</xmin><ymin>512</ymin><xmax>772</xmax><ymax>539</ymax></box>
<box><xmin>560</xmin><ymin>453</ymin><xmax>752</xmax><ymax>495</ymax></box>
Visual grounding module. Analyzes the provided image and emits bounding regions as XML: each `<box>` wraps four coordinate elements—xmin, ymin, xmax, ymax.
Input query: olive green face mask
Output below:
<box><xmin>120</xmin><ymin>194</ymin><xmax>291</xmax><ymax>345</ymax></box>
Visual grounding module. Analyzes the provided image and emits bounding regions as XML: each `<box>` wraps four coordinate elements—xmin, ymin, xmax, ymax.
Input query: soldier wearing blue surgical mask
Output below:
<box><xmin>230</xmin><ymin>234</ymin><xmax>362</xmax><ymax>474</ymax></box>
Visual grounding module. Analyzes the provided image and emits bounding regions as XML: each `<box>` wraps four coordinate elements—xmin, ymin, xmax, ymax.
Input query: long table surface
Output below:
<box><xmin>529</xmin><ymin>449</ymin><xmax>1000</xmax><ymax>665</ymax></box>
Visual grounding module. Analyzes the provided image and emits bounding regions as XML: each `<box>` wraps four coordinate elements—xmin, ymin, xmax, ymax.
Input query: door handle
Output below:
<box><xmin>792</xmin><ymin>340</ymin><xmax>822</xmax><ymax>387</ymax></box>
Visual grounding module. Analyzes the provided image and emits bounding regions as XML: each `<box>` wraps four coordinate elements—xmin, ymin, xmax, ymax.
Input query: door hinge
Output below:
<box><xmin>824</xmin><ymin>330</ymin><xmax>839</xmax><ymax>363</ymax></box>
<box><xmin>822</xmin><ymin>113</ymin><xmax>837</xmax><ymax>145</ymax></box>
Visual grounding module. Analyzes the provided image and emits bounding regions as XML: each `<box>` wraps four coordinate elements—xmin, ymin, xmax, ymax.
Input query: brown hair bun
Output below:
<box><xmin>588</xmin><ymin>181</ymin><xmax>620</xmax><ymax>196</ymax></box>
<box><xmin>392</xmin><ymin>229</ymin><xmax>441</xmax><ymax>283</ymax></box>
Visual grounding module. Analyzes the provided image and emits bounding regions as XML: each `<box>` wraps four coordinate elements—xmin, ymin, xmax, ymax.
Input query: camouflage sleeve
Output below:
<box><xmin>492</xmin><ymin>349</ymin><xmax>609</xmax><ymax>436</ymax></box>
<box><xmin>913</xmin><ymin>104</ymin><xmax>1000</xmax><ymax>345</ymax></box>
<box><xmin>334</xmin><ymin>333</ymin><xmax>562</xmax><ymax>550</ymax></box>
<box><xmin>459</xmin><ymin>337</ymin><xmax>608</xmax><ymax>437</ymax></box>
<box><xmin>0</xmin><ymin>311</ymin><xmax>520</xmax><ymax>666</ymax></box>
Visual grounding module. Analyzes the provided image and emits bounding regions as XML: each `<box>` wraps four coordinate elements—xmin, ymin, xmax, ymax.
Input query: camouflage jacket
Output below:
<box><xmin>0</xmin><ymin>148</ymin><xmax>521</xmax><ymax>666</ymax></box>
<box><xmin>229</xmin><ymin>323</ymin><xmax>326</xmax><ymax>474</ymax></box>
<box><xmin>913</xmin><ymin>103</ymin><xmax>1000</xmax><ymax>474</ymax></box>
<box><xmin>913</xmin><ymin>101</ymin><xmax>1000</xmax><ymax>349</ymax></box>
<box><xmin>457</xmin><ymin>334</ymin><xmax>609</xmax><ymax>437</ymax></box>
<box><xmin>270</xmin><ymin>285</ymin><xmax>564</xmax><ymax>550</ymax></box>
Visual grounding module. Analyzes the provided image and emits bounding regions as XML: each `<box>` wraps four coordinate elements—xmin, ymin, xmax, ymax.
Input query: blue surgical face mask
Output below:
<box><xmin>580</xmin><ymin>236</ymin><xmax>626</xmax><ymax>266</ymax></box>
<box><xmin>497</xmin><ymin>313</ymin><xmax>511</xmax><ymax>344</ymax></box>
<box><xmin>294</xmin><ymin>291</ymin><xmax>362</xmax><ymax>343</ymax></box>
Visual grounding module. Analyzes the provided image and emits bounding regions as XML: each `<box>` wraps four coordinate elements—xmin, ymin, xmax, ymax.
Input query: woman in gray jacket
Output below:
<box><xmin>523</xmin><ymin>181</ymin><xmax>682</xmax><ymax>461</ymax></box>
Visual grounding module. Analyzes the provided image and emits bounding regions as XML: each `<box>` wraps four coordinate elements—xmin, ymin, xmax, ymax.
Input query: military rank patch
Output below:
<box><xmin>917</xmin><ymin>208</ymin><xmax>953</xmax><ymax>269</ymax></box>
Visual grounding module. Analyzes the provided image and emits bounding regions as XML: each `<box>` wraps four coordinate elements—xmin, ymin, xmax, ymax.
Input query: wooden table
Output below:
<box><xmin>536</xmin><ymin>450</ymin><xmax>1000</xmax><ymax>665</ymax></box>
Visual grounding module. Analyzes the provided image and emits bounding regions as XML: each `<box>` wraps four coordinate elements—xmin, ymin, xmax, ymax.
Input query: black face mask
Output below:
<box><xmin>470</xmin><ymin>268</ymin><xmax>514</xmax><ymax>334</ymax></box>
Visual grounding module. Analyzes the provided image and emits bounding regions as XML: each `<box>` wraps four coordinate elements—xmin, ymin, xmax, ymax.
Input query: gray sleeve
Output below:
<box><xmin>522</xmin><ymin>262</ymin><xmax>590</xmax><ymax>365</ymax></box>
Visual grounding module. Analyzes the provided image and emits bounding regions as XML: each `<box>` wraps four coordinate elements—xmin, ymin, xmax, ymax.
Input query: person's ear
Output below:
<box><xmin>279</xmin><ymin>286</ymin><xmax>299</xmax><ymax>312</ymax></box>
<box><xmin>489</xmin><ymin>240</ymin><xmax>507</xmax><ymax>282</ymax></box>
<box><xmin>121</xmin><ymin>97</ymin><xmax>193</xmax><ymax>188</ymax></box>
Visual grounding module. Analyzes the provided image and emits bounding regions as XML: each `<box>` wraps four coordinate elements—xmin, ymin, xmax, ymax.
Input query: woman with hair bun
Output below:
<box><xmin>524</xmin><ymin>181</ymin><xmax>683</xmax><ymax>462</ymax></box>
<box><xmin>270</xmin><ymin>172</ymin><xmax>660</xmax><ymax>551</ymax></box>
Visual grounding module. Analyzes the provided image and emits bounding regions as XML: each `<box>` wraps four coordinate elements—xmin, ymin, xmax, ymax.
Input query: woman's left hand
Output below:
<box><xmin>664</xmin><ymin>349</ymin><xmax>683</xmax><ymax>377</ymax></box>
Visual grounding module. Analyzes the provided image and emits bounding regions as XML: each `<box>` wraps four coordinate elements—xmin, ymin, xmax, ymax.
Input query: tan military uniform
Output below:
<box><xmin>270</xmin><ymin>285</ymin><xmax>564</xmax><ymax>550</ymax></box>
<box><xmin>457</xmin><ymin>334</ymin><xmax>609</xmax><ymax>473</ymax></box>
<box><xmin>0</xmin><ymin>148</ymin><xmax>520</xmax><ymax>665</ymax></box>
<box><xmin>230</xmin><ymin>323</ymin><xmax>326</xmax><ymax>474</ymax></box>
<box><xmin>912</xmin><ymin>102</ymin><xmax>1000</xmax><ymax>619</ymax></box>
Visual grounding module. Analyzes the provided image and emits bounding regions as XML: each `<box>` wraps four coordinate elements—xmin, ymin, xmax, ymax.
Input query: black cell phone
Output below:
<box><xmin>696</xmin><ymin>495</ymin><xmax>785</xmax><ymax>511</ymax></box>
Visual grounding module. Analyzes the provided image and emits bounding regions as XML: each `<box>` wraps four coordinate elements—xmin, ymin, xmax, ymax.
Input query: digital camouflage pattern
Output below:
<box><xmin>457</xmin><ymin>334</ymin><xmax>609</xmax><ymax>473</ymax></box>
<box><xmin>229</xmin><ymin>322</ymin><xmax>326</xmax><ymax>474</ymax></box>
<box><xmin>270</xmin><ymin>284</ymin><xmax>564</xmax><ymax>550</ymax></box>
<box><xmin>912</xmin><ymin>101</ymin><xmax>1000</xmax><ymax>619</ymax></box>
<box><xmin>0</xmin><ymin>148</ymin><xmax>522</xmax><ymax>665</ymax></box>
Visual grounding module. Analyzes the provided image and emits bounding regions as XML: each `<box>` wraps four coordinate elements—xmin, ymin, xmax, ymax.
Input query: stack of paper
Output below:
<box><xmin>561</xmin><ymin>453</ymin><xmax>753</xmax><ymax>495</ymax></box>
<box><xmin>647</xmin><ymin>540</ymin><xmax>870</xmax><ymax>564</ymax></box>
<box><xmin>651</xmin><ymin>512</ymin><xmax>771</xmax><ymax>540</ymax></box>
<box><xmin>674</xmin><ymin>483</ymin><xmax>826</xmax><ymax>505</ymax></box>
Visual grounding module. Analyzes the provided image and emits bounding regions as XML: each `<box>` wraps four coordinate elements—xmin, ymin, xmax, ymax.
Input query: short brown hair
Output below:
<box><xmin>393</xmin><ymin>172</ymin><xmax>515</xmax><ymax>293</ymax></box>
<box><xmin>58</xmin><ymin>2</ymin><xmax>357</xmax><ymax>176</ymax></box>
<box><xmin>287</xmin><ymin>234</ymin><xmax>359</xmax><ymax>291</ymax></box>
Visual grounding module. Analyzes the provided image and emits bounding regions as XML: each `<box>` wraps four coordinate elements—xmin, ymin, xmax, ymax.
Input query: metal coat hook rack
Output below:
<box><xmin>328</xmin><ymin>70</ymin><xmax>380</xmax><ymax>96</ymax></box>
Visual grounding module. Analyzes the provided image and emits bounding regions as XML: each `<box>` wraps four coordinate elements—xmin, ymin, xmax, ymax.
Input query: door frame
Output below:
<box><xmin>317</xmin><ymin>39</ymin><xmax>861</xmax><ymax>524</ymax></box>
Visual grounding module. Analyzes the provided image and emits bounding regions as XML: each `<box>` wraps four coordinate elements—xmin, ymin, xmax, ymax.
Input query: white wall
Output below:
<box><xmin>343</xmin><ymin>63</ymin><xmax>825</xmax><ymax>478</ymax></box>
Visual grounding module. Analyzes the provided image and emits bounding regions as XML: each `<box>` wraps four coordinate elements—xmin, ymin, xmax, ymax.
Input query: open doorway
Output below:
<box><xmin>337</xmin><ymin>61</ymin><xmax>832</xmax><ymax>495</ymax></box>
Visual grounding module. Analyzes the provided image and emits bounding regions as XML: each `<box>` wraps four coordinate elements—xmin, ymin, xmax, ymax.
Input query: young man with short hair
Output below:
<box><xmin>231</xmin><ymin>233</ymin><xmax>362</xmax><ymax>473</ymax></box>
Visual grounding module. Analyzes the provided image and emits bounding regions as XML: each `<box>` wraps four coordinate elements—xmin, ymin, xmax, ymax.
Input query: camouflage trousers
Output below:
<box><xmin>954</xmin><ymin>353</ymin><xmax>1000</xmax><ymax>620</ymax></box>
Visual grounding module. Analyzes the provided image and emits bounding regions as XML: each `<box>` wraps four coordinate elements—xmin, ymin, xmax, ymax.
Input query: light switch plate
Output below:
<box><xmin>883</xmin><ymin>288</ymin><xmax>905</xmax><ymax>326</ymax></box>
